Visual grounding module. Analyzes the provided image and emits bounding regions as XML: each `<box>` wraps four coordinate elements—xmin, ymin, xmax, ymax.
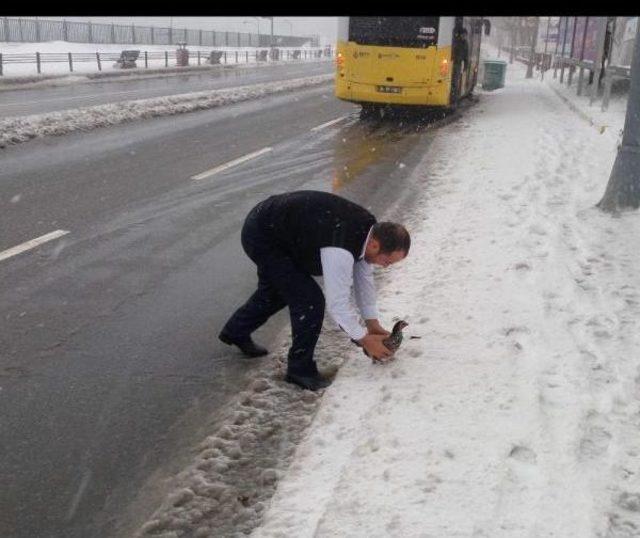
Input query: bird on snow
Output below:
<box><xmin>352</xmin><ymin>320</ymin><xmax>409</xmax><ymax>362</ymax></box>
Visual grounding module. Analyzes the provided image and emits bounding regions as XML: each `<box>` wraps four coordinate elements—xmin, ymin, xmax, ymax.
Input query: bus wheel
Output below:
<box><xmin>449</xmin><ymin>72</ymin><xmax>462</xmax><ymax>112</ymax></box>
<box><xmin>360</xmin><ymin>104</ymin><xmax>378</xmax><ymax>119</ymax></box>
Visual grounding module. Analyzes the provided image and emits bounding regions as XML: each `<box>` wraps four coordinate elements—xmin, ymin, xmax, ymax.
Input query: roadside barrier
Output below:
<box><xmin>0</xmin><ymin>46</ymin><xmax>334</xmax><ymax>76</ymax></box>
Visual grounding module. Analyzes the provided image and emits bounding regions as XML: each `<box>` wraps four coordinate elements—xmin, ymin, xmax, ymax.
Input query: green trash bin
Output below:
<box><xmin>482</xmin><ymin>60</ymin><xmax>507</xmax><ymax>91</ymax></box>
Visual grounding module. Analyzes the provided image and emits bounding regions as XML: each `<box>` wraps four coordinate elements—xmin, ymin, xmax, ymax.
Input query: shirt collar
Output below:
<box><xmin>359</xmin><ymin>226</ymin><xmax>374</xmax><ymax>261</ymax></box>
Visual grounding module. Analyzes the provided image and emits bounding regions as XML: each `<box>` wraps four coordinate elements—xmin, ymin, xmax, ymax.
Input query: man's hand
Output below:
<box><xmin>365</xmin><ymin>319</ymin><xmax>390</xmax><ymax>337</ymax></box>
<box><xmin>358</xmin><ymin>334</ymin><xmax>393</xmax><ymax>361</ymax></box>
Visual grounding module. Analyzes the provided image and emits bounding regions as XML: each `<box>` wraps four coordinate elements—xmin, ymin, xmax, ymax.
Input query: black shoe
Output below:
<box><xmin>285</xmin><ymin>372</ymin><xmax>332</xmax><ymax>391</ymax></box>
<box><xmin>219</xmin><ymin>332</ymin><xmax>268</xmax><ymax>357</ymax></box>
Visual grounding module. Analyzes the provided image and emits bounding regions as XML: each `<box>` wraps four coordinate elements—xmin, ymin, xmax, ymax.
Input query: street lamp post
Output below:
<box><xmin>243</xmin><ymin>18</ymin><xmax>260</xmax><ymax>47</ymax></box>
<box><xmin>282</xmin><ymin>18</ymin><xmax>292</xmax><ymax>36</ymax></box>
<box><xmin>261</xmin><ymin>16</ymin><xmax>274</xmax><ymax>58</ymax></box>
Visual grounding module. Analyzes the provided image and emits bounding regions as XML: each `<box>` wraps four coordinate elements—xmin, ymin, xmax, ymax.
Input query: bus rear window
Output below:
<box><xmin>348</xmin><ymin>17</ymin><xmax>439</xmax><ymax>48</ymax></box>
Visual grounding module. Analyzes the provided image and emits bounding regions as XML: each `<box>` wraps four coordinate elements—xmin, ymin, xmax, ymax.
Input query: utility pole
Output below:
<box><xmin>597</xmin><ymin>22</ymin><xmax>640</xmax><ymax>212</ymax></box>
<box><xmin>261</xmin><ymin>16</ymin><xmax>273</xmax><ymax>46</ymax></box>
<box><xmin>509</xmin><ymin>18</ymin><xmax>517</xmax><ymax>64</ymax></box>
<box><xmin>541</xmin><ymin>17</ymin><xmax>551</xmax><ymax>81</ymax></box>
<box><xmin>261</xmin><ymin>16</ymin><xmax>274</xmax><ymax>55</ymax></box>
<box><xmin>526</xmin><ymin>17</ymin><xmax>540</xmax><ymax>78</ymax></box>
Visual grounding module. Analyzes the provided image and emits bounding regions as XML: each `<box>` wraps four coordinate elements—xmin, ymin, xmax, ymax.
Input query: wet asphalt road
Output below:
<box><xmin>0</xmin><ymin>61</ymin><xmax>333</xmax><ymax>118</ymax></box>
<box><xmin>0</xmin><ymin>81</ymin><xmax>449</xmax><ymax>537</ymax></box>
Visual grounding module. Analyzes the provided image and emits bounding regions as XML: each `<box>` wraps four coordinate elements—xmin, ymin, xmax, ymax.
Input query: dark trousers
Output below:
<box><xmin>221</xmin><ymin>204</ymin><xmax>325</xmax><ymax>377</ymax></box>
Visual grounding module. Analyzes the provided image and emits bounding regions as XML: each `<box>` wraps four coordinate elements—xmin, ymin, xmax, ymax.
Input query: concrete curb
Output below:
<box><xmin>0</xmin><ymin>64</ymin><xmax>227</xmax><ymax>89</ymax></box>
<box><xmin>546</xmin><ymin>81</ymin><xmax>620</xmax><ymax>145</ymax></box>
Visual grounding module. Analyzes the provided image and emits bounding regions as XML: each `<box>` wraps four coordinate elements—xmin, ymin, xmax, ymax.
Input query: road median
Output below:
<box><xmin>0</xmin><ymin>73</ymin><xmax>333</xmax><ymax>149</ymax></box>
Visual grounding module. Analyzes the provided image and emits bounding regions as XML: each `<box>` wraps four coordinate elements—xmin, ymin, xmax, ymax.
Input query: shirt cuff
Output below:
<box><xmin>360</xmin><ymin>305</ymin><xmax>378</xmax><ymax>320</ymax></box>
<box><xmin>348</xmin><ymin>325</ymin><xmax>367</xmax><ymax>342</ymax></box>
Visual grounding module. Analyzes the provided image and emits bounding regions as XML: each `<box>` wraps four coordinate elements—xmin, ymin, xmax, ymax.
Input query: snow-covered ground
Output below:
<box><xmin>130</xmin><ymin>50</ymin><xmax>640</xmax><ymax>537</ymax></box>
<box><xmin>0</xmin><ymin>40</ymin><xmax>329</xmax><ymax>77</ymax></box>
<box><xmin>251</xmin><ymin>59</ymin><xmax>640</xmax><ymax>537</ymax></box>
<box><xmin>546</xmin><ymin>69</ymin><xmax>627</xmax><ymax>143</ymax></box>
<box><xmin>5</xmin><ymin>40</ymin><xmax>630</xmax><ymax>536</ymax></box>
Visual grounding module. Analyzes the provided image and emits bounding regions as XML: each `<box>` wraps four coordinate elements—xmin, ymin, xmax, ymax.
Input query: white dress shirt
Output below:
<box><xmin>319</xmin><ymin>227</ymin><xmax>377</xmax><ymax>341</ymax></box>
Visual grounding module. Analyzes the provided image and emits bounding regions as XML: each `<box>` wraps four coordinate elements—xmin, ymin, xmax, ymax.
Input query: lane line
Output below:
<box><xmin>191</xmin><ymin>147</ymin><xmax>273</xmax><ymax>180</ymax></box>
<box><xmin>0</xmin><ymin>229</ymin><xmax>70</xmax><ymax>263</ymax></box>
<box><xmin>310</xmin><ymin>115</ymin><xmax>350</xmax><ymax>132</ymax></box>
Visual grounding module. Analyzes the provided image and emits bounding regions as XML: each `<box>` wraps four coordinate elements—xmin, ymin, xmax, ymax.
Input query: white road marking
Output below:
<box><xmin>0</xmin><ymin>229</ymin><xmax>70</xmax><ymax>262</ymax></box>
<box><xmin>191</xmin><ymin>147</ymin><xmax>273</xmax><ymax>180</ymax></box>
<box><xmin>310</xmin><ymin>115</ymin><xmax>349</xmax><ymax>132</ymax></box>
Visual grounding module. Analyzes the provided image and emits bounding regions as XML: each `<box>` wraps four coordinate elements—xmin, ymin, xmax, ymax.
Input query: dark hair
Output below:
<box><xmin>372</xmin><ymin>222</ymin><xmax>411</xmax><ymax>255</ymax></box>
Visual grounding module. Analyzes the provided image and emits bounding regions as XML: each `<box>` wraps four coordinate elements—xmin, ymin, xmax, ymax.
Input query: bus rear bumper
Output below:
<box><xmin>336</xmin><ymin>79</ymin><xmax>450</xmax><ymax>107</ymax></box>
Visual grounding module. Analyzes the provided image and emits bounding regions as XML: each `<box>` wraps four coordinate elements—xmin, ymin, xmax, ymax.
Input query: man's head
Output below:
<box><xmin>365</xmin><ymin>222</ymin><xmax>411</xmax><ymax>267</ymax></box>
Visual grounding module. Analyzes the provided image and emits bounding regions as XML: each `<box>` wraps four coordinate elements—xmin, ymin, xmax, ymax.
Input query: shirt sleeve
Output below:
<box><xmin>320</xmin><ymin>247</ymin><xmax>367</xmax><ymax>341</ymax></box>
<box><xmin>353</xmin><ymin>259</ymin><xmax>378</xmax><ymax>320</ymax></box>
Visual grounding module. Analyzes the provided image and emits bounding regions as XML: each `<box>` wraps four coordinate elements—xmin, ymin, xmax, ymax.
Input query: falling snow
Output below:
<box><xmin>5</xmin><ymin>35</ymin><xmax>639</xmax><ymax>538</ymax></box>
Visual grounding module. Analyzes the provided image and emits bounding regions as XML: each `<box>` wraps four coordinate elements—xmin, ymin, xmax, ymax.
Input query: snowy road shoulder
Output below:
<box><xmin>251</xmin><ymin>63</ymin><xmax>640</xmax><ymax>537</ymax></box>
<box><xmin>127</xmin><ymin>54</ymin><xmax>640</xmax><ymax>538</ymax></box>
<box><xmin>0</xmin><ymin>73</ymin><xmax>333</xmax><ymax>149</ymax></box>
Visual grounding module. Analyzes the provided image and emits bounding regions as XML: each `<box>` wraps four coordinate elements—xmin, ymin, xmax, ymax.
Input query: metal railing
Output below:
<box><xmin>550</xmin><ymin>17</ymin><xmax>633</xmax><ymax>110</ymax></box>
<box><xmin>0</xmin><ymin>17</ymin><xmax>317</xmax><ymax>48</ymax></box>
<box><xmin>504</xmin><ymin>17</ymin><xmax>635</xmax><ymax>112</ymax></box>
<box><xmin>0</xmin><ymin>47</ymin><xmax>335</xmax><ymax>76</ymax></box>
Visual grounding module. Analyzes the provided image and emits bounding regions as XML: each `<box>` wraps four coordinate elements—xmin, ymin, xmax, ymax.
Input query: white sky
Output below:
<box><xmin>36</xmin><ymin>17</ymin><xmax>338</xmax><ymax>45</ymax></box>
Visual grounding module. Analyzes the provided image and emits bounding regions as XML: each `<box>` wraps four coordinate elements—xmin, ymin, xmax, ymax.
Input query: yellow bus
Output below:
<box><xmin>335</xmin><ymin>17</ymin><xmax>491</xmax><ymax>113</ymax></box>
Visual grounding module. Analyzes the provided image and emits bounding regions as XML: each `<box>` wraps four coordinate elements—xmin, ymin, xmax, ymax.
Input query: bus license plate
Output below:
<box><xmin>377</xmin><ymin>85</ymin><xmax>402</xmax><ymax>94</ymax></box>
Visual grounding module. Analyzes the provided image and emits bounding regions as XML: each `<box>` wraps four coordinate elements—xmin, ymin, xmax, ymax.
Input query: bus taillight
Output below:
<box><xmin>440</xmin><ymin>58</ymin><xmax>449</xmax><ymax>76</ymax></box>
<box><xmin>336</xmin><ymin>52</ymin><xmax>345</xmax><ymax>68</ymax></box>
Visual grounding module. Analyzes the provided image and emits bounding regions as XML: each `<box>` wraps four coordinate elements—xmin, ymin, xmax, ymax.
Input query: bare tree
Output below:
<box><xmin>498</xmin><ymin>17</ymin><xmax>520</xmax><ymax>64</ymax></box>
<box><xmin>526</xmin><ymin>17</ymin><xmax>540</xmax><ymax>78</ymax></box>
<box><xmin>597</xmin><ymin>22</ymin><xmax>640</xmax><ymax>212</ymax></box>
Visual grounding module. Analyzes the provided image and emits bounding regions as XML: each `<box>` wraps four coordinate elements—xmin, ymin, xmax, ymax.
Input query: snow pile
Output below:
<box><xmin>0</xmin><ymin>73</ymin><xmax>333</xmax><ymax>148</ymax></box>
<box><xmin>250</xmin><ymin>58</ymin><xmax>640</xmax><ymax>536</ymax></box>
<box><xmin>0</xmin><ymin>74</ymin><xmax>97</xmax><ymax>89</ymax></box>
<box><xmin>134</xmin><ymin>368</ymin><xmax>321</xmax><ymax>538</ymax></box>
<box><xmin>133</xmin><ymin>330</ymin><xmax>350</xmax><ymax>538</ymax></box>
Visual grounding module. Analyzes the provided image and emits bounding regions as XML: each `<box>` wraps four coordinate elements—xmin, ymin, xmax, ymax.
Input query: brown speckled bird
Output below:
<box><xmin>352</xmin><ymin>320</ymin><xmax>409</xmax><ymax>361</ymax></box>
<box><xmin>382</xmin><ymin>320</ymin><xmax>409</xmax><ymax>353</ymax></box>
